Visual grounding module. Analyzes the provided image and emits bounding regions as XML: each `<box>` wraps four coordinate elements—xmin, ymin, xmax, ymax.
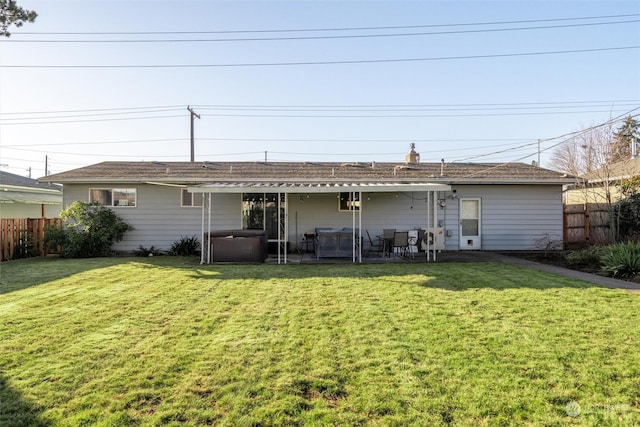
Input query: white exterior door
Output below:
<box><xmin>460</xmin><ymin>198</ymin><xmax>481</xmax><ymax>250</ymax></box>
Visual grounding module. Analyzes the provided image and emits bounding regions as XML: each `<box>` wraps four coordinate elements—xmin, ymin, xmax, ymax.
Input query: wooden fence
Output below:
<box><xmin>0</xmin><ymin>218</ymin><xmax>61</xmax><ymax>261</ymax></box>
<box><xmin>563</xmin><ymin>204</ymin><xmax>612</xmax><ymax>249</ymax></box>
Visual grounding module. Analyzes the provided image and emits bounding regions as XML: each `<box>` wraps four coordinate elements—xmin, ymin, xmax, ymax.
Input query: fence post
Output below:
<box><xmin>584</xmin><ymin>204</ymin><xmax>591</xmax><ymax>243</ymax></box>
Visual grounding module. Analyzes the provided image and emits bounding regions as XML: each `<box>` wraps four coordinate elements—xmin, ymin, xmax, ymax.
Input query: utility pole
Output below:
<box><xmin>187</xmin><ymin>106</ymin><xmax>201</xmax><ymax>162</ymax></box>
<box><xmin>45</xmin><ymin>155</ymin><xmax>48</xmax><ymax>176</ymax></box>
<box><xmin>27</xmin><ymin>167</ymin><xmax>31</xmax><ymax>178</ymax></box>
<box><xmin>537</xmin><ymin>139</ymin><xmax>541</xmax><ymax>167</ymax></box>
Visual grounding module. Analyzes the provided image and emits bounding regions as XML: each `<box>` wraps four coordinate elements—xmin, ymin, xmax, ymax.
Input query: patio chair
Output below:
<box><xmin>393</xmin><ymin>231</ymin><xmax>410</xmax><ymax>258</ymax></box>
<box><xmin>365</xmin><ymin>230</ymin><xmax>384</xmax><ymax>256</ymax></box>
<box><xmin>383</xmin><ymin>228</ymin><xmax>396</xmax><ymax>239</ymax></box>
<box><xmin>381</xmin><ymin>228</ymin><xmax>396</xmax><ymax>257</ymax></box>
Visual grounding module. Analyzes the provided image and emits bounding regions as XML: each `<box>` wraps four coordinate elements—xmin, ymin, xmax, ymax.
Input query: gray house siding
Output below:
<box><xmin>448</xmin><ymin>184</ymin><xmax>563</xmax><ymax>250</ymax></box>
<box><xmin>61</xmin><ymin>183</ymin><xmax>564</xmax><ymax>253</ymax></box>
<box><xmin>62</xmin><ymin>184</ymin><xmax>239</xmax><ymax>252</ymax></box>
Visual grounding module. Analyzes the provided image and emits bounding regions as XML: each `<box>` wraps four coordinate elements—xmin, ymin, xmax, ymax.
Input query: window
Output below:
<box><xmin>181</xmin><ymin>189</ymin><xmax>203</xmax><ymax>207</ymax></box>
<box><xmin>338</xmin><ymin>192</ymin><xmax>360</xmax><ymax>212</ymax></box>
<box><xmin>90</xmin><ymin>188</ymin><xmax>136</xmax><ymax>207</ymax></box>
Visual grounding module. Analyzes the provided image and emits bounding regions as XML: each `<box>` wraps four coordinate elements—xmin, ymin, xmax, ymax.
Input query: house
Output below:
<box><xmin>39</xmin><ymin>148</ymin><xmax>574</xmax><ymax>263</ymax></box>
<box><xmin>564</xmin><ymin>157</ymin><xmax>640</xmax><ymax>205</ymax></box>
<box><xmin>0</xmin><ymin>171</ymin><xmax>62</xmax><ymax>218</ymax></box>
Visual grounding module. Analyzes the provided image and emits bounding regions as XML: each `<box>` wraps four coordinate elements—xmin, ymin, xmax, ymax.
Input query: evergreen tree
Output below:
<box><xmin>612</xmin><ymin>116</ymin><xmax>640</xmax><ymax>162</ymax></box>
<box><xmin>0</xmin><ymin>0</ymin><xmax>37</xmax><ymax>37</ymax></box>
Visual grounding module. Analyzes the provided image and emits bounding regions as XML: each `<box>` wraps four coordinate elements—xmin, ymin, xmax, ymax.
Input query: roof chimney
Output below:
<box><xmin>405</xmin><ymin>143</ymin><xmax>420</xmax><ymax>165</ymax></box>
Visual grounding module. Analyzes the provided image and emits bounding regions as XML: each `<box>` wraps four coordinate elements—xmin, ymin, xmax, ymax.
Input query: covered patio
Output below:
<box><xmin>189</xmin><ymin>181</ymin><xmax>451</xmax><ymax>264</ymax></box>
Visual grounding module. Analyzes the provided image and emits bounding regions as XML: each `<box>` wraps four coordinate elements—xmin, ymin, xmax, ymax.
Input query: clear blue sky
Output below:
<box><xmin>0</xmin><ymin>0</ymin><xmax>639</xmax><ymax>178</ymax></box>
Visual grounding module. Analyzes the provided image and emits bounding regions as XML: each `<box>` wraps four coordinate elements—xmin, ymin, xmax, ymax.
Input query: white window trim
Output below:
<box><xmin>88</xmin><ymin>187</ymin><xmax>137</xmax><ymax>208</ymax></box>
<box><xmin>181</xmin><ymin>188</ymin><xmax>203</xmax><ymax>208</ymax></box>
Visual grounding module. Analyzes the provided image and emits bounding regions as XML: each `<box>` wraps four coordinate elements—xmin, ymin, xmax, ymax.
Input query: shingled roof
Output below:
<box><xmin>585</xmin><ymin>156</ymin><xmax>640</xmax><ymax>182</ymax></box>
<box><xmin>39</xmin><ymin>161</ymin><xmax>573</xmax><ymax>185</ymax></box>
<box><xmin>1</xmin><ymin>170</ymin><xmax>61</xmax><ymax>190</ymax></box>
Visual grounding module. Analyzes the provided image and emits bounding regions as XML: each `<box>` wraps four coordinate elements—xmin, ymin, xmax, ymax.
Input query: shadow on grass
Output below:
<box><xmin>0</xmin><ymin>375</ymin><xmax>50</xmax><ymax>427</ymax></box>
<box><xmin>184</xmin><ymin>260</ymin><xmax>601</xmax><ymax>291</ymax></box>
<box><xmin>0</xmin><ymin>255</ymin><xmax>606</xmax><ymax>294</ymax></box>
<box><xmin>0</xmin><ymin>256</ymin><xmax>128</xmax><ymax>295</ymax></box>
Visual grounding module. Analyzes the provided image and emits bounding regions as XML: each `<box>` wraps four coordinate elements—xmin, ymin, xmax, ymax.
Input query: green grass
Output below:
<box><xmin>1</xmin><ymin>257</ymin><xmax>640</xmax><ymax>426</ymax></box>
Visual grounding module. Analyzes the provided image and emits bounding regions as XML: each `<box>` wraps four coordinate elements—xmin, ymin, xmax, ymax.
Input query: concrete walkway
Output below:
<box><xmin>463</xmin><ymin>251</ymin><xmax>640</xmax><ymax>292</ymax></box>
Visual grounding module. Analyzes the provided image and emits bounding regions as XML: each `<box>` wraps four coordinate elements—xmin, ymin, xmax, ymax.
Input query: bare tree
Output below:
<box><xmin>550</xmin><ymin>123</ymin><xmax>615</xmax><ymax>179</ymax></box>
<box><xmin>555</xmin><ymin>121</ymin><xmax>639</xmax><ymax>243</ymax></box>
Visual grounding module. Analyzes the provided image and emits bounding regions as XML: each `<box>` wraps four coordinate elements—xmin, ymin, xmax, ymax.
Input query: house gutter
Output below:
<box><xmin>1</xmin><ymin>184</ymin><xmax>63</xmax><ymax>194</ymax></box>
<box><xmin>37</xmin><ymin>176</ymin><xmax>575</xmax><ymax>186</ymax></box>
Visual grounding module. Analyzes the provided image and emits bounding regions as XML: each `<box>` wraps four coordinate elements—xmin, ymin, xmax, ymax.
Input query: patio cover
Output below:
<box><xmin>188</xmin><ymin>181</ymin><xmax>452</xmax><ymax>264</ymax></box>
<box><xmin>0</xmin><ymin>192</ymin><xmax>62</xmax><ymax>204</ymax></box>
<box><xmin>188</xmin><ymin>181</ymin><xmax>451</xmax><ymax>193</ymax></box>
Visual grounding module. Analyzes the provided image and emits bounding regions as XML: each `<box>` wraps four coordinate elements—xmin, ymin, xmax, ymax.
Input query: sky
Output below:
<box><xmin>0</xmin><ymin>0</ymin><xmax>639</xmax><ymax>179</ymax></box>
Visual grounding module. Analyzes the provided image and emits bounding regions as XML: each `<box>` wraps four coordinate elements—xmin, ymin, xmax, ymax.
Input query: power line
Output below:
<box><xmin>192</xmin><ymin>103</ymin><xmax>639</xmax><ymax>113</ymax></box>
<box><xmin>2</xmin><ymin>100</ymin><xmax>636</xmax><ymax>116</ymax></box>
<box><xmin>198</xmin><ymin>138</ymin><xmax>532</xmax><ymax>143</ymax></box>
<box><xmin>3</xmin><ymin>45</ymin><xmax>638</xmax><ymax>69</ymax></box>
<box><xmin>452</xmin><ymin>141</ymin><xmax>540</xmax><ymax>163</ymax></box>
<box><xmin>12</xmin><ymin>13</ymin><xmax>639</xmax><ymax>35</ymax></box>
<box><xmin>6</xmin><ymin>19</ymin><xmax>639</xmax><ymax>43</ymax></box>
<box><xmin>0</xmin><ymin>114</ymin><xmax>185</xmax><ymax>126</ymax></box>
<box><xmin>2</xmin><ymin>108</ymin><xmax>634</xmax><ymax>125</ymax></box>
<box><xmin>0</xmin><ymin>108</ymin><xmax>184</xmax><ymax>122</ymax></box>
<box><xmin>458</xmin><ymin>108</ymin><xmax>640</xmax><ymax>176</ymax></box>
<box><xmin>1</xmin><ymin>138</ymin><xmax>187</xmax><ymax>148</ymax></box>
<box><xmin>4</xmin><ymin>111</ymin><xmax>638</xmax><ymax>170</ymax></box>
<box><xmin>0</xmin><ymin>105</ymin><xmax>185</xmax><ymax>116</ymax></box>
<box><xmin>0</xmin><ymin>138</ymin><xmax>533</xmax><ymax>151</ymax></box>
<box><xmin>195</xmin><ymin>108</ymin><xmax>633</xmax><ymax>118</ymax></box>
<box><xmin>194</xmin><ymin>100</ymin><xmax>640</xmax><ymax>108</ymax></box>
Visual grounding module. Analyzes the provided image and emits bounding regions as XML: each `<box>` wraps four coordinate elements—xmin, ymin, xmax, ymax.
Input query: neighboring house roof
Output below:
<box><xmin>587</xmin><ymin>157</ymin><xmax>640</xmax><ymax>182</ymax></box>
<box><xmin>38</xmin><ymin>161</ymin><xmax>574</xmax><ymax>186</ymax></box>
<box><xmin>0</xmin><ymin>171</ymin><xmax>63</xmax><ymax>205</ymax></box>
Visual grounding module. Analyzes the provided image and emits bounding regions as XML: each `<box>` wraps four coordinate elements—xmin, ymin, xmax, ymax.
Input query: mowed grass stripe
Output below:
<box><xmin>1</xmin><ymin>257</ymin><xmax>639</xmax><ymax>426</ymax></box>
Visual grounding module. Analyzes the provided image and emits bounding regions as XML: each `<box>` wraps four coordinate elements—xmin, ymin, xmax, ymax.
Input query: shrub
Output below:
<box><xmin>168</xmin><ymin>236</ymin><xmax>200</xmax><ymax>256</ymax></box>
<box><xmin>613</xmin><ymin>194</ymin><xmax>640</xmax><ymax>242</ymax></box>
<box><xmin>533</xmin><ymin>233</ymin><xmax>563</xmax><ymax>257</ymax></box>
<box><xmin>601</xmin><ymin>241</ymin><xmax>640</xmax><ymax>278</ymax></box>
<box><xmin>44</xmin><ymin>201</ymin><xmax>133</xmax><ymax>258</ymax></box>
<box><xmin>565</xmin><ymin>246</ymin><xmax>604</xmax><ymax>268</ymax></box>
<box><xmin>132</xmin><ymin>245</ymin><xmax>164</xmax><ymax>257</ymax></box>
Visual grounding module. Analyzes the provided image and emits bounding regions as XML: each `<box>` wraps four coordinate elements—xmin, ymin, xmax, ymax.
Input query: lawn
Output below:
<box><xmin>1</xmin><ymin>257</ymin><xmax>639</xmax><ymax>426</ymax></box>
